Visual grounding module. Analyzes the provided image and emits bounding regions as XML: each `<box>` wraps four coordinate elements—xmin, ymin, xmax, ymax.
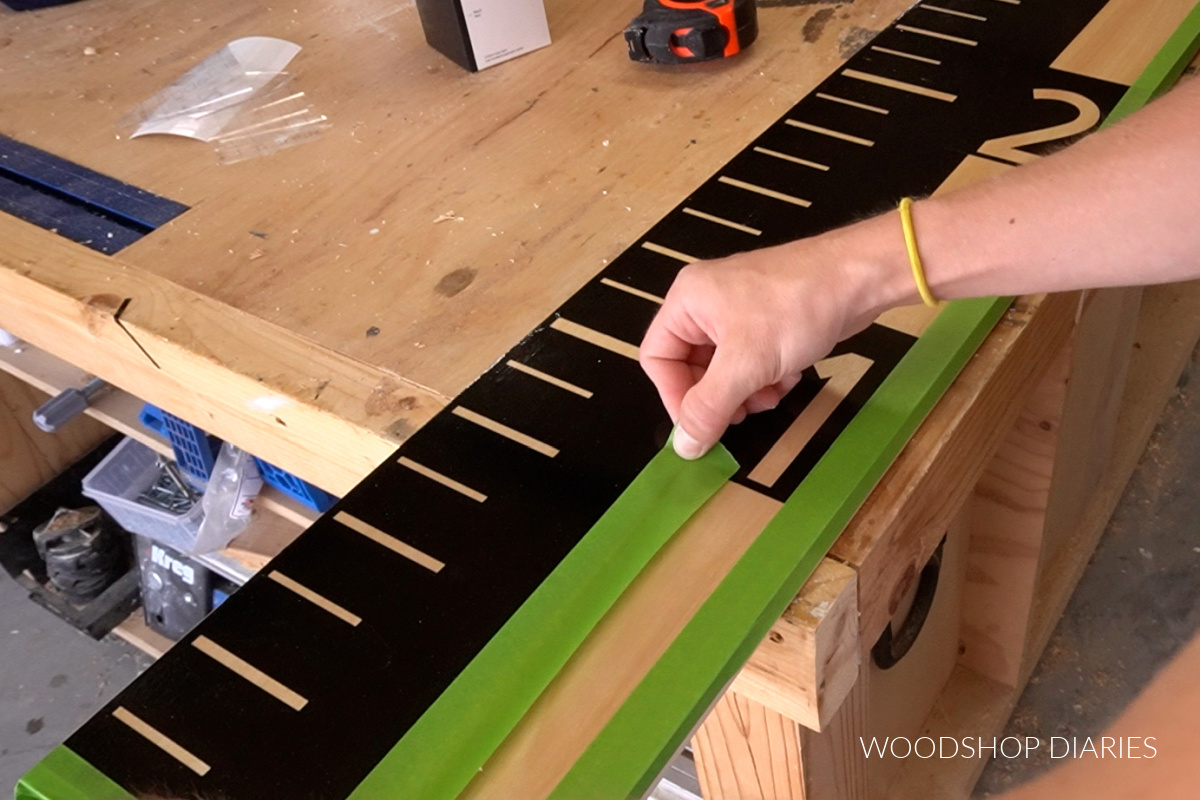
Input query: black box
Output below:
<box><xmin>2</xmin><ymin>0</ymin><xmax>88</xmax><ymax>9</ymax></box>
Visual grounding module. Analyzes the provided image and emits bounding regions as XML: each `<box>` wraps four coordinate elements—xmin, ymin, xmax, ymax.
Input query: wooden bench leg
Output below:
<box><xmin>0</xmin><ymin>369</ymin><xmax>109</xmax><ymax>515</ymax></box>
<box><xmin>693</xmin><ymin>507</ymin><xmax>972</xmax><ymax>800</ymax></box>
<box><xmin>694</xmin><ymin>691</ymin><xmax>806</xmax><ymax>800</ymax></box>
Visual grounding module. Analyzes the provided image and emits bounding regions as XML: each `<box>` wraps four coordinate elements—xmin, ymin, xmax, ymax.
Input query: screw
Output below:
<box><xmin>160</xmin><ymin>460</ymin><xmax>198</xmax><ymax>503</ymax></box>
<box><xmin>138</xmin><ymin>460</ymin><xmax>197</xmax><ymax>516</ymax></box>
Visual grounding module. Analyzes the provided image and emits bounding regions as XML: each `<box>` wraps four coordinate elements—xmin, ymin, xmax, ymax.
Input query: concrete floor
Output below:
<box><xmin>2</xmin><ymin>346</ymin><xmax>1199</xmax><ymax>798</ymax></box>
<box><xmin>0</xmin><ymin>573</ymin><xmax>151</xmax><ymax>793</ymax></box>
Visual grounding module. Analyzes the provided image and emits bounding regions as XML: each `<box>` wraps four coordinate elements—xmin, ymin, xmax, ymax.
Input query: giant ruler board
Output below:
<box><xmin>16</xmin><ymin>0</ymin><xmax>1200</xmax><ymax>798</ymax></box>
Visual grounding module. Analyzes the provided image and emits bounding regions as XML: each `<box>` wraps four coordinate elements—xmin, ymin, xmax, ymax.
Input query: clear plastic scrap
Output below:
<box><xmin>124</xmin><ymin>37</ymin><xmax>330</xmax><ymax>164</ymax></box>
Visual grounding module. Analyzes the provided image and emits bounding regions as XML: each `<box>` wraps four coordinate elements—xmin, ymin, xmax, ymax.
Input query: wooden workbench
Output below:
<box><xmin>0</xmin><ymin>0</ymin><xmax>935</xmax><ymax>497</ymax></box>
<box><xmin>4</xmin><ymin>0</ymin><xmax>1200</xmax><ymax>798</ymax></box>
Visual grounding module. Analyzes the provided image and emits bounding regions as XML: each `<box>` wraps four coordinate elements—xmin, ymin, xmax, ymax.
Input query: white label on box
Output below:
<box><xmin>463</xmin><ymin>0</ymin><xmax>551</xmax><ymax>69</ymax></box>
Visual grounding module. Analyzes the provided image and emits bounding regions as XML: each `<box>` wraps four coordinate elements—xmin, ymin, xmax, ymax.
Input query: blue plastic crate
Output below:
<box><xmin>138</xmin><ymin>404</ymin><xmax>221</xmax><ymax>484</ymax></box>
<box><xmin>137</xmin><ymin>404</ymin><xmax>168</xmax><ymax>437</ymax></box>
<box><xmin>252</xmin><ymin>458</ymin><xmax>338</xmax><ymax>513</ymax></box>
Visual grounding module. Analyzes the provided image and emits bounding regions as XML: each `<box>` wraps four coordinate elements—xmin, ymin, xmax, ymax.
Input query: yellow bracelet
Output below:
<box><xmin>898</xmin><ymin>197</ymin><xmax>938</xmax><ymax>307</ymax></box>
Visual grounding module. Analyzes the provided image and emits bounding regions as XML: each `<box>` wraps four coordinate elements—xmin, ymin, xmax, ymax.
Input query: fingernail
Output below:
<box><xmin>673</xmin><ymin>426</ymin><xmax>708</xmax><ymax>460</ymax></box>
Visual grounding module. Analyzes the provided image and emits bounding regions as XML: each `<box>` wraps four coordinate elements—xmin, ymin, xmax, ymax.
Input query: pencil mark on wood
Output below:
<box><xmin>472</xmin><ymin>93</ymin><xmax>546</xmax><ymax>148</ymax></box>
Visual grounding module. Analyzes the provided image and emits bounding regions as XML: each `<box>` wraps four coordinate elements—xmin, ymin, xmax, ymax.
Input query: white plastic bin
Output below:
<box><xmin>82</xmin><ymin>437</ymin><xmax>203</xmax><ymax>553</ymax></box>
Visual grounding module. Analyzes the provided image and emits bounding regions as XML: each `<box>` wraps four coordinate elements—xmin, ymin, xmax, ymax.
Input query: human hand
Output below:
<box><xmin>640</xmin><ymin>236</ymin><xmax>892</xmax><ymax>459</ymax></box>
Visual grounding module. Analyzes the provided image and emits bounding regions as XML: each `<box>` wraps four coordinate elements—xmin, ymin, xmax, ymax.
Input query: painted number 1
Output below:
<box><xmin>747</xmin><ymin>353</ymin><xmax>874</xmax><ymax>487</ymax></box>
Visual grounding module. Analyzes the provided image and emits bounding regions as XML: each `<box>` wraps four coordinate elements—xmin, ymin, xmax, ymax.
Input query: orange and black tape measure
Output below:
<box><xmin>625</xmin><ymin>0</ymin><xmax>758</xmax><ymax>64</ymax></box>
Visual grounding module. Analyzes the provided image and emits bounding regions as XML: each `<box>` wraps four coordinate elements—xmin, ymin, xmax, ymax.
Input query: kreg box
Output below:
<box><xmin>416</xmin><ymin>0</ymin><xmax>551</xmax><ymax>71</ymax></box>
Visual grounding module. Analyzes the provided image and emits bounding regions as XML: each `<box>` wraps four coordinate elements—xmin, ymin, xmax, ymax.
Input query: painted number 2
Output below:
<box><xmin>978</xmin><ymin>89</ymin><xmax>1101</xmax><ymax>165</ymax></box>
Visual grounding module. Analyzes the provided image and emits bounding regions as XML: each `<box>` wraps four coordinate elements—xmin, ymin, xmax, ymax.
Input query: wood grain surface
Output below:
<box><xmin>0</xmin><ymin>0</ymin><xmax>917</xmax><ymax>490</ymax></box>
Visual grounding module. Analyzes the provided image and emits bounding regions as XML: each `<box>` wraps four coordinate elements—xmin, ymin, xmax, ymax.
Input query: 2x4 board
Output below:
<box><xmin>18</xmin><ymin>0</ymin><xmax>1200</xmax><ymax>798</ymax></box>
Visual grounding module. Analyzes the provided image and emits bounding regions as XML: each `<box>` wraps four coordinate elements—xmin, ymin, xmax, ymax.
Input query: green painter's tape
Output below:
<box><xmin>553</xmin><ymin>12</ymin><xmax>1200</xmax><ymax>796</ymax></box>
<box><xmin>552</xmin><ymin>296</ymin><xmax>1009</xmax><ymax>799</ymax></box>
<box><xmin>13</xmin><ymin>450</ymin><xmax>735</xmax><ymax>800</ymax></box>
<box><xmin>346</xmin><ymin>439</ymin><xmax>737</xmax><ymax>800</ymax></box>
<box><xmin>19</xmin><ymin>10</ymin><xmax>1200</xmax><ymax>800</ymax></box>
<box><xmin>13</xmin><ymin>746</ymin><xmax>131</xmax><ymax>800</ymax></box>
<box><xmin>1105</xmin><ymin>0</ymin><xmax>1200</xmax><ymax>125</ymax></box>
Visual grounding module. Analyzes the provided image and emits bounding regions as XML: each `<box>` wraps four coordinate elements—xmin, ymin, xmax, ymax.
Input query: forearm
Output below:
<box><xmin>808</xmin><ymin>76</ymin><xmax>1200</xmax><ymax>319</ymax></box>
<box><xmin>641</xmin><ymin>76</ymin><xmax>1200</xmax><ymax>457</ymax></box>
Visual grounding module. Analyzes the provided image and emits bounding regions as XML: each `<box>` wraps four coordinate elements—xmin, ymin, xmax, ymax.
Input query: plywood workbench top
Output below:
<box><xmin>0</xmin><ymin>0</ymin><xmax>912</xmax><ymax>493</ymax></box>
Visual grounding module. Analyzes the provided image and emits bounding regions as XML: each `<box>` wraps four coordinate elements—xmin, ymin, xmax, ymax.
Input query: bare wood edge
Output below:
<box><xmin>832</xmin><ymin>291</ymin><xmax>1080</xmax><ymax>654</ymax></box>
<box><xmin>0</xmin><ymin>215</ymin><xmax>446</xmax><ymax>496</ymax></box>
<box><xmin>732</xmin><ymin>558</ymin><xmax>860</xmax><ymax>732</ymax></box>
<box><xmin>1051</xmin><ymin>0</ymin><xmax>1198</xmax><ymax>85</ymax></box>
<box><xmin>461</xmin><ymin>483</ymin><xmax>783</xmax><ymax>800</ymax></box>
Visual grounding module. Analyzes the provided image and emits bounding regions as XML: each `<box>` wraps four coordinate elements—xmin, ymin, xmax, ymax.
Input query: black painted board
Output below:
<box><xmin>62</xmin><ymin>0</ymin><xmax>1135</xmax><ymax>796</ymax></box>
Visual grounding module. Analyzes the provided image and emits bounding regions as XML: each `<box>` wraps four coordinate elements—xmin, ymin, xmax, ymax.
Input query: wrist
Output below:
<box><xmin>822</xmin><ymin>210</ymin><xmax>924</xmax><ymax>325</ymax></box>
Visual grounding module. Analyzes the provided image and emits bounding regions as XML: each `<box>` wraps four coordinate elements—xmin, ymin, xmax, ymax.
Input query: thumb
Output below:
<box><xmin>673</xmin><ymin>347</ymin><xmax>764</xmax><ymax>460</ymax></box>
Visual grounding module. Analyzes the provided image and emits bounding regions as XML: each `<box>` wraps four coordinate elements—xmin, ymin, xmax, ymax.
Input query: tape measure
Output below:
<box><xmin>625</xmin><ymin>0</ymin><xmax>758</xmax><ymax>64</ymax></box>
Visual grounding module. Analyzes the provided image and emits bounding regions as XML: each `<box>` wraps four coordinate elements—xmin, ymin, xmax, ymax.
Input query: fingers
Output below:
<box><xmin>640</xmin><ymin>258</ymin><xmax>810</xmax><ymax>460</ymax></box>
<box><xmin>640</xmin><ymin>290</ymin><xmax>716</xmax><ymax>421</ymax></box>
<box><xmin>673</xmin><ymin>344</ymin><xmax>768</xmax><ymax>459</ymax></box>
<box><xmin>639</xmin><ymin>353</ymin><xmax>693</xmax><ymax>424</ymax></box>
<box><xmin>744</xmin><ymin>375</ymin><xmax>800</xmax><ymax>415</ymax></box>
